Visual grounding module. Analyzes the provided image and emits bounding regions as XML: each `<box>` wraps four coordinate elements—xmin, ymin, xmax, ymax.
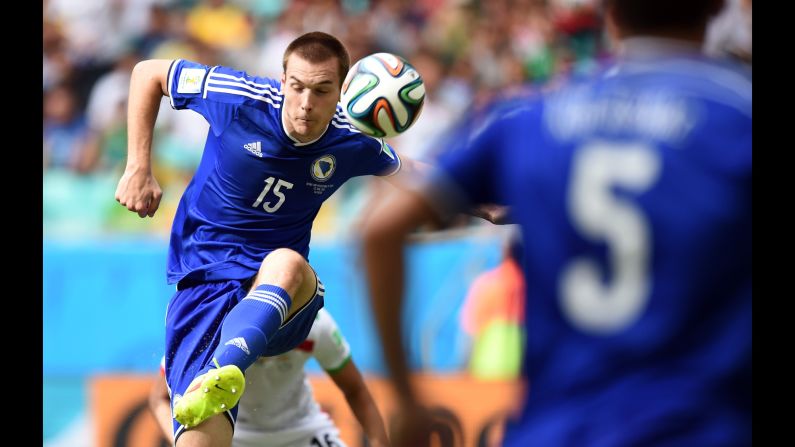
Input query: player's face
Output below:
<box><xmin>281</xmin><ymin>54</ymin><xmax>341</xmax><ymax>143</ymax></box>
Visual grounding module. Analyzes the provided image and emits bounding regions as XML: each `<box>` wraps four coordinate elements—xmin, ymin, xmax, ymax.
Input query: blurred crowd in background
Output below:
<box><xmin>43</xmin><ymin>0</ymin><xmax>751</xmax><ymax>239</ymax></box>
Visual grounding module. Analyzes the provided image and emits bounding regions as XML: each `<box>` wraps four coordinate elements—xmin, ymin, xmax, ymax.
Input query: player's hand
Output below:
<box><xmin>471</xmin><ymin>203</ymin><xmax>511</xmax><ymax>225</ymax></box>
<box><xmin>115</xmin><ymin>166</ymin><xmax>163</xmax><ymax>218</ymax></box>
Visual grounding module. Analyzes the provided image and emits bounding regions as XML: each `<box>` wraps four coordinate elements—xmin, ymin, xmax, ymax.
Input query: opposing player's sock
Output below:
<box><xmin>173</xmin><ymin>359</ymin><xmax>245</xmax><ymax>428</ymax></box>
<box><xmin>211</xmin><ymin>284</ymin><xmax>293</xmax><ymax>372</ymax></box>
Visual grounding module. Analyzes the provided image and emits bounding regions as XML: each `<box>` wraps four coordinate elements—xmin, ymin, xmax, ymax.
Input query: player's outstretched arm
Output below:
<box><xmin>384</xmin><ymin>155</ymin><xmax>510</xmax><ymax>225</ymax></box>
<box><xmin>148</xmin><ymin>374</ymin><xmax>176</xmax><ymax>445</ymax></box>
<box><xmin>328</xmin><ymin>358</ymin><xmax>391</xmax><ymax>447</ymax></box>
<box><xmin>360</xmin><ymin>187</ymin><xmax>439</xmax><ymax>447</ymax></box>
<box><xmin>114</xmin><ymin>59</ymin><xmax>171</xmax><ymax>218</ymax></box>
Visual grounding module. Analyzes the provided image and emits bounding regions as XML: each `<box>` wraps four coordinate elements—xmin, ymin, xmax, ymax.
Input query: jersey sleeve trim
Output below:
<box><xmin>167</xmin><ymin>59</ymin><xmax>180</xmax><ymax>109</ymax></box>
<box><xmin>209</xmin><ymin>71</ymin><xmax>282</xmax><ymax>93</ymax></box>
<box><xmin>330</xmin><ymin>114</ymin><xmax>361</xmax><ymax>134</ymax></box>
<box><xmin>374</xmin><ymin>139</ymin><xmax>402</xmax><ymax>177</ymax></box>
<box><xmin>380</xmin><ymin>150</ymin><xmax>402</xmax><ymax>177</ymax></box>
<box><xmin>204</xmin><ymin>85</ymin><xmax>283</xmax><ymax>108</ymax></box>
<box><xmin>324</xmin><ymin>354</ymin><xmax>352</xmax><ymax>375</ymax></box>
<box><xmin>204</xmin><ymin>69</ymin><xmax>283</xmax><ymax>108</ymax></box>
<box><xmin>202</xmin><ymin>66</ymin><xmax>218</xmax><ymax>99</ymax></box>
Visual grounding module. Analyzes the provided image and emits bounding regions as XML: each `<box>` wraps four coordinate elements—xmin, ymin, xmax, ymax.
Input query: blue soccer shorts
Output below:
<box><xmin>164</xmin><ymin>272</ymin><xmax>325</xmax><ymax>440</ymax></box>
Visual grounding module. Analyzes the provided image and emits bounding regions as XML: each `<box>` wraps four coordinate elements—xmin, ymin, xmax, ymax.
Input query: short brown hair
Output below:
<box><xmin>604</xmin><ymin>0</ymin><xmax>724</xmax><ymax>36</ymax></box>
<box><xmin>282</xmin><ymin>32</ymin><xmax>351</xmax><ymax>84</ymax></box>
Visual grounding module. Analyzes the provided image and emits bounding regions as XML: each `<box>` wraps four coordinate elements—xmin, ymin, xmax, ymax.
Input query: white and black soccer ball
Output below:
<box><xmin>340</xmin><ymin>53</ymin><xmax>425</xmax><ymax>138</ymax></box>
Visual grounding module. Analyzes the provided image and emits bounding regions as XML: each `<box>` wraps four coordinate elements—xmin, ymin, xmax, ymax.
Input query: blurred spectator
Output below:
<box><xmin>419</xmin><ymin>0</ymin><xmax>472</xmax><ymax>61</ymax></box>
<box><xmin>185</xmin><ymin>0</ymin><xmax>255</xmax><ymax>51</ymax></box>
<box><xmin>44</xmin><ymin>0</ymin><xmax>128</xmax><ymax>65</ymax></box>
<box><xmin>43</xmin><ymin>18</ymin><xmax>76</xmax><ymax>90</ymax></box>
<box><xmin>341</xmin><ymin>15</ymin><xmax>377</xmax><ymax>67</ymax></box>
<box><xmin>44</xmin><ymin>83</ymin><xmax>90</xmax><ymax>173</ymax></box>
<box><xmin>437</xmin><ymin>56</ymin><xmax>476</xmax><ymax>113</ymax></box>
<box><xmin>469</xmin><ymin>19</ymin><xmax>508</xmax><ymax>90</ymax></box>
<box><xmin>134</xmin><ymin>3</ymin><xmax>180</xmax><ymax>58</ymax></box>
<box><xmin>255</xmin><ymin>3</ymin><xmax>304</xmax><ymax>77</ymax></box>
<box><xmin>118</xmin><ymin>0</ymin><xmax>177</xmax><ymax>45</ymax></box>
<box><xmin>153</xmin><ymin>97</ymin><xmax>211</xmax><ymax>183</ymax></box>
<box><xmin>510</xmin><ymin>2</ymin><xmax>556</xmax><ymax>84</ymax></box>
<box><xmin>370</xmin><ymin>0</ymin><xmax>423</xmax><ymax>56</ymax></box>
<box><xmin>80</xmin><ymin>50</ymin><xmax>142</xmax><ymax>174</ymax></box>
<box><xmin>299</xmin><ymin>0</ymin><xmax>347</xmax><ymax>37</ymax></box>
<box><xmin>238</xmin><ymin>0</ymin><xmax>290</xmax><ymax>21</ymax></box>
<box><xmin>459</xmin><ymin>230</ymin><xmax>525</xmax><ymax>380</ymax></box>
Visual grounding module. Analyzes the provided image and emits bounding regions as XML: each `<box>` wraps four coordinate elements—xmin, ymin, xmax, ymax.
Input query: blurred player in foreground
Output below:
<box><xmin>362</xmin><ymin>0</ymin><xmax>751</xmax><ymax>445</ymax></box>
<box><xmin>150</xmin><ymin>308</ymin><xmax>389</xmax><ymax>447</ymax></box>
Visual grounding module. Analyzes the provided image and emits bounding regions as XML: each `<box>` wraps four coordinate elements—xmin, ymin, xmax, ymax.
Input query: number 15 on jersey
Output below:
<box><xmin>252</xmin><ymin>176</ymin><xmax>294</xmax><ymax>213</ymax></box>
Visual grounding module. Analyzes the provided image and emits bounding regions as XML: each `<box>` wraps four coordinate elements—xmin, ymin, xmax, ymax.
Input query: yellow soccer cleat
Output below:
<box><xmin>174</xmin><ymin>360</ymin><xmax>245</xmax><ymax>428</ymax></box>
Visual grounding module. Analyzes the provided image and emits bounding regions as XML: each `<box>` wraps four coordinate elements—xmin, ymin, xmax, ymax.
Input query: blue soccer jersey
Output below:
<box><xmin>165</xmin><ymin>59</ymin><xmax>400</xmax><ymax>284</ymax></box>
<box><xmin>428</xmin><ymin>43</ymin><xmax>751</xmax><ymax>445</ymax></box>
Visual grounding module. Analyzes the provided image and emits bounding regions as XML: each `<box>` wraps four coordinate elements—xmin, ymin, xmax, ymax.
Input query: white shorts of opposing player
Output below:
<box><xmin>233</xmin><ymin>411</ymin><xmax>345</xmax><ymax>447</ymax></box>
<box><xmin>233</xmin><ymin>308</ymin><xmax>353</xmax><ymax>447</ymax></box>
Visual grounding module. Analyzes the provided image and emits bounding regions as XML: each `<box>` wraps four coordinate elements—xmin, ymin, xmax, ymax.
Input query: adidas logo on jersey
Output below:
<box><xmin>244</xmin><ymin>141</ymin><xmax>262</xmax><ymax>157</ymax></box>
<box><xmin>225</xmin><ymin>337</ymin><xmax>250</xmax><ymax>355</ymax></box>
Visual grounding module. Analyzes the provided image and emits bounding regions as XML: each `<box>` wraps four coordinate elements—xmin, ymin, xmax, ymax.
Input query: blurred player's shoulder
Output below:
<box><xmin>602</xmin><ymin>52</ymin><xmax>751</xmax><ymax>118</ymax></box>
<box><xmin>476</xmin><ymin>88</ymin><xmax>545</xmax><ymax>125</ymax></box>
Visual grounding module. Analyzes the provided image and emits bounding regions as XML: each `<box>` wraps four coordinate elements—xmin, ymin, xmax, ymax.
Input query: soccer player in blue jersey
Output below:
<box><xmin>362</xmin><ymin>0</ymin><xmax>751</xmax><ymax>445</ymax></box>
<box><xmin>115</xmin><ymin>32</ymin><xmax>497</xmax><ymax>447</ymax></box>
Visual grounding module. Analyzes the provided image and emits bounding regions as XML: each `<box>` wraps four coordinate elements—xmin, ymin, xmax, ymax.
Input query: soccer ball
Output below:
<box><xmin>340</xmin><ymin>53</ymin><xmax>425</xmax><ymax>138</ymax></box>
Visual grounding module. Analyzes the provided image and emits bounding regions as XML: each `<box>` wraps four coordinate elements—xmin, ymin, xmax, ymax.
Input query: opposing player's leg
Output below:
<box><xmin>174</xmin><ymin>249</ymin><xmax>323</xmax><ymax>434</ymax></box>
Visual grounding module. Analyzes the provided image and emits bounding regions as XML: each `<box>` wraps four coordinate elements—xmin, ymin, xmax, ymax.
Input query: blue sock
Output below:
<box><xmin>207</xmin><ymin>284</ymin><xmax>292</xmax><ymax>373</ymax></box>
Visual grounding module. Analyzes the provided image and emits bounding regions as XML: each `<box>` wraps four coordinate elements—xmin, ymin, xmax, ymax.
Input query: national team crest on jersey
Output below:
<box><xmin>311</xmin><ymin>155</ymin><xmax>336</xmax><ymax>182</ymax></box>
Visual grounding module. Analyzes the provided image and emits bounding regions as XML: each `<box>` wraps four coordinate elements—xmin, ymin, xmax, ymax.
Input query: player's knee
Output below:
<box><xmin>256</xmin><ymin>249</ymin><xmax>311</xmax><ymax>296</ymax></box>
<box><xmin>261</xmin><ymin>249</ymin><xmax>307</xmax><ymax>276</ymax></box>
